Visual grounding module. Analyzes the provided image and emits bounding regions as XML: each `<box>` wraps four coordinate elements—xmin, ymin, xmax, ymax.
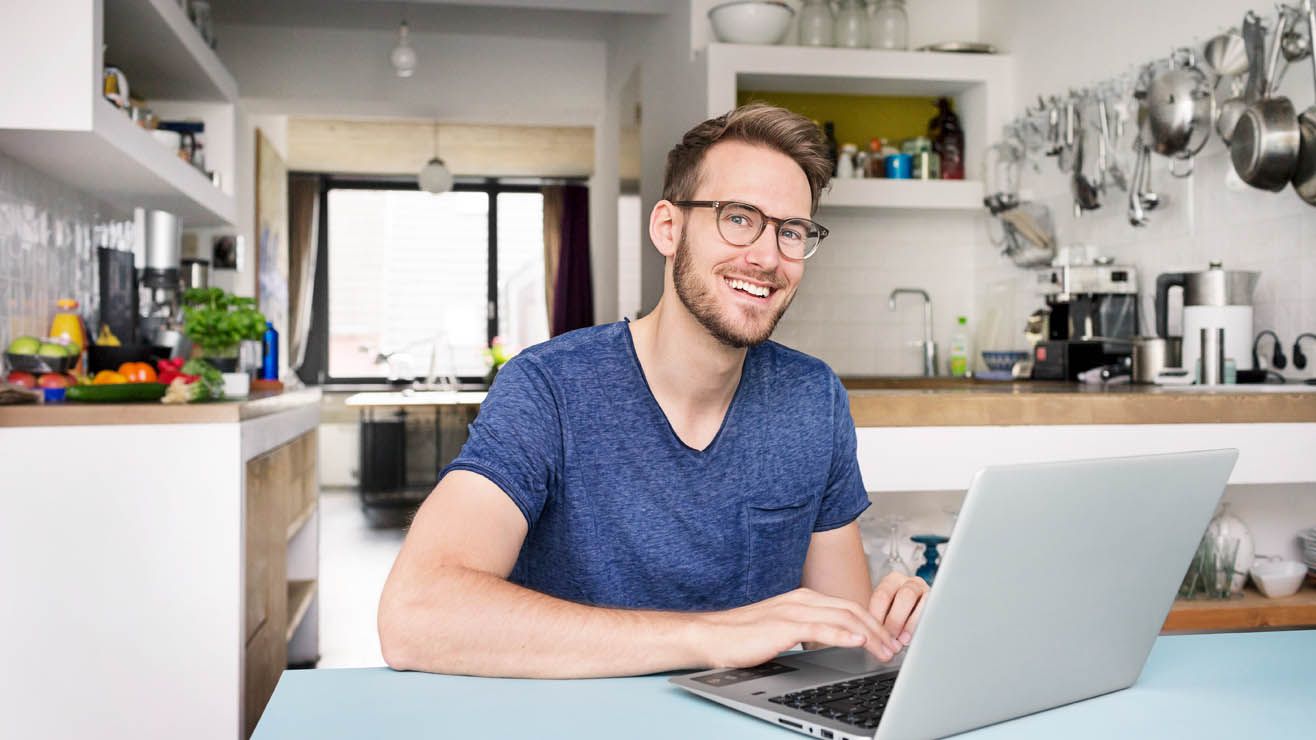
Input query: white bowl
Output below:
<box><xmin>1250</xmin><ymin>559</ymin><xmax>1306</xmax><ymax>598</ymax></box>
<box><xmin>708</xmin><ymin>1</ymin><xmax>793</xmax><ymax>45</ymax></box>
<box><xmin>221</xmin><ymin>371</ymin><xmax>250</xmax><ymax>399</ymax></box>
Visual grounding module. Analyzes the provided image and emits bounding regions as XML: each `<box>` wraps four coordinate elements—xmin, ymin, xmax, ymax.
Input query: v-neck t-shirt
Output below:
<box><xmin>441</xmin><ymin>320</ymin><xmax>870</xmax><ymax>611</ymax></box>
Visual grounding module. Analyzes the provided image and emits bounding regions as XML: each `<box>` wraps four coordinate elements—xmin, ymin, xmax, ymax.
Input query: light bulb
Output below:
<box><xmin>418</xmin><ymin>157</ymin><xmax>453</xmax><ymax>194</ymax></box>
<box><xmin>391</xmin><ymin>22</ymin><xmax>416</xmax><ymax>78</ymax></box>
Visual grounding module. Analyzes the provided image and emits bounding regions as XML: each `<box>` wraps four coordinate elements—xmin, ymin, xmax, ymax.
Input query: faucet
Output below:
<box><xmin>889</xmin><ymin>288</ymin><xmax>938</xmax><ymax>377</ymax></box>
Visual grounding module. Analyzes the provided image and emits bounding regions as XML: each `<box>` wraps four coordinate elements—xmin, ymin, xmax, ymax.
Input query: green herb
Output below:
<box><xmin>182</xmin><ymin>358</ymin><xmax>226</xmax><ymax>401</ymax></box>
<box><xmin>181</xmin><ymin>287</ymin><xmax>266</xmax><ymax>357</ymax></box>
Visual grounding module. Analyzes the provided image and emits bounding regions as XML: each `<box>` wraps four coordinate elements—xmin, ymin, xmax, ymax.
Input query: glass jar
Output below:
<box><xmin>871</xmin><ymin>0</ymin><xmax>909</xmax><ymax>50</ymax></box>
<box><xmin>797</xmin><ymin>0</ymin><xmax>834</xmax><ymax>47</ymax></box>
<box><xmin>833</xmin><ymin>0</ymin><xmax>868</xmax><ymax>49</ymax></box>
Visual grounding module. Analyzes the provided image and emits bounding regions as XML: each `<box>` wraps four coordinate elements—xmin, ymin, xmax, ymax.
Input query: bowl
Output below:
<box><xmin>5</xmin><ymin>351</ymin><xmax>73</xmax><ymax>374</ymax></box>
<box><xmin>1250</xmin><ymin>559</ymin><xmax>1306</xmax><ymax>598</ymax></box>
<box><xmin>981</xmin><ymin>350</ymin><xmax>1028</xmax><ymax>373</ymax></box>
<box><xmin>708</xmin><ymin>1</ymin><xmax>793</xmax><ymax>45</ymax></box>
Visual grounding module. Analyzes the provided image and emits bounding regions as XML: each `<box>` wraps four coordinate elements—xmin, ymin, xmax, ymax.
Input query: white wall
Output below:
<box><xmin>976</xmin><ymin>0</ymin><xmax>1316</xmax><ymax>380</ymax></box>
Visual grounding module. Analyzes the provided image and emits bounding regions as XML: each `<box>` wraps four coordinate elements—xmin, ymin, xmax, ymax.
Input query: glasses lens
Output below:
<box><xmin>779</xmin><ymin>219</ymin><xmax>821</xmax><ymax>260</ymax></box>
<box><xmin>717</xmin><ymin>202</ymin><xmax>763</xmax><ymax>245</ymax></box>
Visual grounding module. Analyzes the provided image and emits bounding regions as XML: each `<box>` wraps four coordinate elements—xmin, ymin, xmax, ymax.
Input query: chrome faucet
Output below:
<box><xmin>888</xmin><ymin>288</ymin><xmax>938</xmax><ymax>377</ymax></box>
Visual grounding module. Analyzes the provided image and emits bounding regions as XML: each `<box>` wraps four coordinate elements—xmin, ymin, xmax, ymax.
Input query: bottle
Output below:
<box><xmin>837</xmin><ymin>143</ymin><xmax>857</xmax><ymax>178</ymax></box>
<box><xmin>822</xmin><ymin>122</ymin><xmax>839</xmax><ymax>177</ymax></box>
<box><xmin>949</xmin><ymin>316</ymin><xmax>970</xmax><ymax>377</ymax></box>
<box><xmin>49</xmin><ymin>298</ymin><xmax>88</xmax><ymax>375</ymax></box>
<box><xmin>929</xmin><ymin>97</ymin><xmax>965</xmax><ymax>180</ymax></box>
<box><xmin>871</xmin><ymin>0</ymin><xmax>909</xmax><ymax>50</ymax></box>
<box><xmin>260</xmin><ymin>321</ymin><xmax>279</xmax><ymax>380</ymax></box>
<box><xmin>867</xmin><ymin>138</ymin><xmax>885</xmax><ymax>178</ymax></box>
<box><xmin>797</xmin><ymin>0</ymin><xmax>834</xmax><ymax>47</ymax></box>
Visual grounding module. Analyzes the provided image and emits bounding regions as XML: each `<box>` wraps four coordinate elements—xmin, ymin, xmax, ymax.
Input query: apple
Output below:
<box><xmin>38</xmin><ymin>373</ymin><xmax>70</xmax><ymax>389</ymax></box>
<box><xmin>5</xmin><ymin>336</ymin><xmax>40</xmax><ymax>355</ymax></box>
<box><xmin>37</xmin><ymin>342</ymin><xmax>70</xmax><ymax>358</ymax></box>
<box><xmin>6</xmin><ymin>370</ymin><xmax>36</xmax><ymax>389</ymax></box>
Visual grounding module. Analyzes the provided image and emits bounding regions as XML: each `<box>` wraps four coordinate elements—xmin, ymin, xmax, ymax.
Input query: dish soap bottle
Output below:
<box><xmin>949</xmin><ymin>315</ymin><xmax>970</xmax><ymax>377</ymax></box>
<box><xmin>49</xmin><ymin>298</ymin><xmax>88</xmax><ymax>375</ymax></box>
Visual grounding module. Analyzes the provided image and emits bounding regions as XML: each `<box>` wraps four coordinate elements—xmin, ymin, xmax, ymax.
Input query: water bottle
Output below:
<box><xmin>260</xmin><ymin>321</ymin><xmax>279</xmax><ymax>380</ymax></box>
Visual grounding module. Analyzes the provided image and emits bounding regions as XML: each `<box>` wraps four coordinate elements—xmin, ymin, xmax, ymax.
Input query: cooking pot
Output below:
<box><xmin>1232</xmin><ymin>10</ymin><xmax>1302</xmax><ymax>192</ymax></box>
<box><xmin>1137</xmin><ymin>48</ymin><xmax>1215</xmax><ymax>177</ymax></box>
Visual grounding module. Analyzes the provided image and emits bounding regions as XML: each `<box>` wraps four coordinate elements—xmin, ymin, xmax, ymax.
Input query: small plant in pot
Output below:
<box><xmin>181</xmin><ymin>287</ymin><xmax>266</xmax><ymax>372</ymax></box>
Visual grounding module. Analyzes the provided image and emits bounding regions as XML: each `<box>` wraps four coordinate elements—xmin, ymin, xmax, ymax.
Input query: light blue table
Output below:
<box><xmin>254</xmin><ymin>631</ymin><xmax>1315</xmax><ymax>739</ymax></box>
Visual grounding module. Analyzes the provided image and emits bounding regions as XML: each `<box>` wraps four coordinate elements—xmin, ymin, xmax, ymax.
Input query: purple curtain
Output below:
<box><xmin>550</xmin><ymin>184</ymin><xmax>593</xmax><ymax>336</ymax></box>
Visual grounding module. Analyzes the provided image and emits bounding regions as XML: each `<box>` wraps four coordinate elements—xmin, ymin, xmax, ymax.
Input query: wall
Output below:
<box><xmin>0</xmin><ymin>150</ymin><xmax>114</xmax><ymax>343</ymax></box>
<box><xmin>976</xmin><ymin>0</ymin><xmax>1316</xmax><ymax>379</ymax></box>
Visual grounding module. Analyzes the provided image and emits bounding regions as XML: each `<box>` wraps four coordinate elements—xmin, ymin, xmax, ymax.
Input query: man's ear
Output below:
<box><xmin>649</xmin><ymin>199</ymin><xmax>681</xmax><ymax>259</ymax></box>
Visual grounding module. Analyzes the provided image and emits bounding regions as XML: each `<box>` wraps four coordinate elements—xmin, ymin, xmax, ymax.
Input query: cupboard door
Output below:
<box><xmin>243</xmin><ymin>619</ymin><xmax>285</xmax><ymax>738</ymax></box>
<box><xmin>243</xmin><ymin>442</ymin><xmax>290</xmax><ymax>736</ymax></box>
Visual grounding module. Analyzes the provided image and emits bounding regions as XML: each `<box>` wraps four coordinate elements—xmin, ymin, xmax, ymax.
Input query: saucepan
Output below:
<box><xmin>1217</xmin><ymin>12</ymin><xmax>1268</xmax><ymax>144</ymax></box>
<box><xmin>1232</xmin><ymin>9</ymin><xmax>1303</xmax><ymax>191</ymax></box>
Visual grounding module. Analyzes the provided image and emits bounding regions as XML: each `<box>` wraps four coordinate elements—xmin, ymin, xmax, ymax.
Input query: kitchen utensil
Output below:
<box><xmin>1231</xmin><ymin>10</ymin><xmax>1302</xmax><ymax>191</ymax></box>
<box><xmin>1072</xmin><ymin>105</ymin><xmax>1103</xmax><ymax>212</ymax></box>
<box><xmin>1138</xmin><ymin>48</ymin><xmax>1215</xmax><ymax>177</ymax></box>
<box><xmin>1128</xmin><ymin>139</ymin><xmax>1149</xmax><ymax>226</ymax></box>
<box><xmin>1204</xmin><ymin>27</ymin><xmax>1250</xmax><ymax>76</ymax></box>
<box><xmin>1098</xmin><ymin>97</ymin><xmax>1127</xmax><ymax>191</ymax></box>
<box><xmin>1045</xmin><ymin>97</ymin><xmax>1063</xmax><ymax>155</ymax></box>
<box><xmin>1281</xmin><ymin>3</ymin><xmax>1312</xmax><ymax>61</ymax></box>
<box><xmin>981</xmin><ymin>350</ymin><xmax>1028</xmax><ymax>372</ymax></box>
<box><xmin>1250</xmin><ymin>558</ymin><xmax>1306</xmax><ymax>597</ymax></box>
<box><xmin>1157</xmin><ymin>262</ymin><xmax>1260</xmax><ymax>374</ymax></box>
<box><xmin>1058</xmin><ymin>98</ymin><xmax>1077</xmax><ymax>172</ymax></box>
<box><xmin>1132</xmin><ymin>337</ymin><xmax>1169</xmax><ymax>383</ymax></box>
<box><xmin>1292</xmin><ymin>0</ymin><xmax>1316</xmax><ymax>204</ymax></box>
<box><xmin>707</xmin><ymin>1</ymin><xmax>793</xmax><ymax>45</ymax></box>
<box><xmin>1218</xmin><ymin>13</ymin><xmax>1267</xmax><ymax>144</ymax></box>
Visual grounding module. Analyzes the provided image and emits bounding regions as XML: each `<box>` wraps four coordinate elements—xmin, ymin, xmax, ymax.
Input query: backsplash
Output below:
<box><xmin>0</xmin><ymin>151</ymin><xmax>107</xmax><ymax>342</ymax></box>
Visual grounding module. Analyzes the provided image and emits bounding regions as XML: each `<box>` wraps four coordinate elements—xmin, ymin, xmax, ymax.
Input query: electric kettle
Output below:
<box><xmin>1155</xmin><ymin>262</ymin><xmax>1259</xmax><ymax>374</ymax></box>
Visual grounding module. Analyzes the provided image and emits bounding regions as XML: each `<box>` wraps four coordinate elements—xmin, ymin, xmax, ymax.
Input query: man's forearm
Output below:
<box><xmin>379</xmin><ymin>564</ymin><xmax>709</xmax><ymax>678</ymax></box>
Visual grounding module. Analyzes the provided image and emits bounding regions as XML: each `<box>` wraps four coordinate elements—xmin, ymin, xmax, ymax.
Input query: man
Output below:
<box><xmin>378</xmin><ymin>104</ymin><xmax>929</xmax><ymax>679</ymax></box>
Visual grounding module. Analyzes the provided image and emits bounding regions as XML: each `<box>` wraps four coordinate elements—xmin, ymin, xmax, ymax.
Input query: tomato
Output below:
<box><xmin>6</xmin><ymin>370</ymin><xmax>36</xmax><ymax>388</ymax></box>
<box><xmin>92</xmin><ymin>370</ymin><xmax>128</xmax><ymax>385</ymax></box>
<box><xmin>38</xmin><ymin>373</ymin><xmax>71</xmax><ymax>389</ymax></box>
<box><xmin>117</xmin><ymin>362</ymin><xmax>158</xmax><ymax>384</ymax></box>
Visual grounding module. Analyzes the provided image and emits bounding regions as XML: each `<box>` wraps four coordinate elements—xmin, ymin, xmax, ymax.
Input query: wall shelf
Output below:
<box><xmin>286</xmin><ymin>580</ymin><xmax>318</xmax><ymax>643</ymax></box>
<box><xmin>1162</xmin><ymin>585</ymin><xmax>1316</xmax><ymax>633</ymax></box>
<box><xmin>822</xmin><ymin>178</ymin><xmax>984</xmax><ymax>211</ymax></box>
<box><xmin>103</xmin><ymin>0</ymin><xmax>238</xmax><ymax>103</ymax></box>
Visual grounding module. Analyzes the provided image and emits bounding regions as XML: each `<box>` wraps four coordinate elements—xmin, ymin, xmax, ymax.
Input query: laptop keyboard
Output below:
<box><xmin>767</xmin><ymin>673</ymin><xmax>897</xmax><ymax>730</ymax></box>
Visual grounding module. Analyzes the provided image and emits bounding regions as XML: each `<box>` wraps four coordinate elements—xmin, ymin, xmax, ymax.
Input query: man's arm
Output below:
<box><xmin>801</xmin><ymin>521</ymin><xmax>929</xmax><ymax>655</ymax></box>
<box><xmin>378</xmin><ymin>471</ymin><xmax>902</xmax><ymax>678</ymax></box>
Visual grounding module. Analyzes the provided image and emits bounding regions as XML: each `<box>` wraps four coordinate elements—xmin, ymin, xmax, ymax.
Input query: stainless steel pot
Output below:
<box><xmin>1132</xmin><ymin>337</ymin><xmax>1169</xmax><ymax>383</ymax></box>
<box><xmin>1137</xmin><ymin>48</ymin><xmax>1215</xmax><ymax>177</ymax></box>
<box><xmin>1232</xmin><ymin>10</ymin><xmax>1303</xmax><ymax>191</ymax></box>
<box><xmin>1218</xmin><ymin>12</ymin><xmax>1267</xmax><ymax>144</ymax></box>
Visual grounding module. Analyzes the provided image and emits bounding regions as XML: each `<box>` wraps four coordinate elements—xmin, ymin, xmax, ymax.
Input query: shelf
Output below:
<box><xmin>0</xmin><ymin>97</ymin><xmax>236</xmax><ymax>226</ymax></box>
<box><xmin>286</xmin><ymin>580</ymin><xmax>317</xmax><ymax>643</ymax></box>
<box><xmin>286</xmin><ymin>500</ymin><xmax>316</xmax><ymax>542</ymax></box>
<box><xmin>821</xmin><ymin>178</ymin><xmax>985</xmax><ymax>211</ymax></box>
<box><xmin>1162</xmin><ymin>584</ymin><xmax>1316</xmax><ymax>633</ymax></box>
<box><xmin>705</xmin><ymin>43</ymin><xmax>1011</xmax><ymax>98</ymax></box>
<box><xmin>103</xmin><ymin>0</ymin><xmax>237</xmax><ymax>102</ymax></box>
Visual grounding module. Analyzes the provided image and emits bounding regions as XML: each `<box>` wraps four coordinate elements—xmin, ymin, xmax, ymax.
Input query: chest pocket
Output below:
<box><xmin>744</xmin><ymin>497</ymin><xmax>815</xmax><ymax>602</ymax></box>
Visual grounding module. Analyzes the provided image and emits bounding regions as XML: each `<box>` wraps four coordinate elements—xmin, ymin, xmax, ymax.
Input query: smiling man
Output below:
<box><xmin>378</xmin><ymin>104</ymin><xmax>928</xmax><ymax>678</ymax></box>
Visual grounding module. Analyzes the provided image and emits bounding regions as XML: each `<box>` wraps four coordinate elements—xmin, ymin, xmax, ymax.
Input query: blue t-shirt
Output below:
<box><xmin>442</xmin><ymin>321</ymin><xmax>869</xmax><ymax>612</ymax></box>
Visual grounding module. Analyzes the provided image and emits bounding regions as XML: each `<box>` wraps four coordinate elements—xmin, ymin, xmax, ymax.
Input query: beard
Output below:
<box><xmin>672</xmin><ymin>229</ymin><xmax>795</xmax><ymax>348</ymax></box>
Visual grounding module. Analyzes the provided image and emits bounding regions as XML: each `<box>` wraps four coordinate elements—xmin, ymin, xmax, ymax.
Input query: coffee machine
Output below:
<box><xmin>135</xmin><ymin>208</ymin><xmax>188</xmax><ymax>357</ymax></box>
<box><xmin>1029</xmin><ymin>263</ymin><xmax>1139</xmax><ymax>380</ymax></box>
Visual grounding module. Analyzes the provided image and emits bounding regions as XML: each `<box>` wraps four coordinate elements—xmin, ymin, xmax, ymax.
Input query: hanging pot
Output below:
<box><xmin>1232</xmin><ymin>10</ymin><xmax>1302</xmax><ymax>191</ymax></box>
<box><xmin>1292</xmin><ymin>0</ymin><xmax>1316</xmax><ymax>204</ymax></box>
<box><xmin>1136</xmin><ymin>48</ymin><xmax>1215</xmax><ymax>177</ymax></box>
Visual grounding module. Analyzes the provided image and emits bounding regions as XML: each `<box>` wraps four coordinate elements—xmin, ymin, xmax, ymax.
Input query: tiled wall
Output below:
<box><xmin>0</xmin><ymin>151</ymin><xmax>108</xmax><ymax>342</ymax></box>
<box><xmin>772</xmin><ymin>209</ymin><xmax>982</xmax><ymax>376</ymax></box>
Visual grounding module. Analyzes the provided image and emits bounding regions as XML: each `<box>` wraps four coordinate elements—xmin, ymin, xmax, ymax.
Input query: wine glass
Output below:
<box><xmin>874</xmin><ymin>516</ymin><xmax>911</xmax><ymax>581</ymax></box>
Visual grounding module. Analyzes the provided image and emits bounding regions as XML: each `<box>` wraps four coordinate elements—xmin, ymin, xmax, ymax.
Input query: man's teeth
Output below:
<box><xmin>726</xmin><ymin>278</ymin><xmax>770</xmax><ymax>298</ymax></box>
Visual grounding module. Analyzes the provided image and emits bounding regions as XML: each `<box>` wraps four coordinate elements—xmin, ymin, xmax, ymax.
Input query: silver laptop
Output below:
<box><xmin>671</xmin><ymin>450</ymin><xmax>1238</xmax><ymax>740</ymax></box>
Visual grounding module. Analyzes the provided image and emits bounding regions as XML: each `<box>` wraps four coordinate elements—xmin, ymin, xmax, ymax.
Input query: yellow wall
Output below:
<box><xmin>737</xmin><ymin>90</ymin><xmax>943</xmax><ymax>149</ymax></box>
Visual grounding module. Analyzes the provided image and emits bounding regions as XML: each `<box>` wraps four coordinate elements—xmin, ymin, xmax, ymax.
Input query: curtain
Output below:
<box><xmin>547</xmin><ymin>184</ymin><xmax>593</xmax><ymax>337</ymax></box>
<box><xmin>541</xmin><ymin>186</ymin><xmax>564</xmax><ymax>328</ymax></box>
<box><xmin>287</xmin><ymin>175</ymin><xmax>320</xmax><ymax>374</ymax></box>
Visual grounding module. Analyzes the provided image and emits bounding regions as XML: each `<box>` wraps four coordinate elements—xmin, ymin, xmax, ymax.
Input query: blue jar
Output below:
<box><xmin>885</xmin><ymin>153</ymin><xmax>913</xmax><ymax>179</ymax></box>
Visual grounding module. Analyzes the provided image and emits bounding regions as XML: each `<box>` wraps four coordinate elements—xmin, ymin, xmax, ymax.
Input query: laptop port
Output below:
<box><xmin>821</xmin><ymin>730</ymin><xmax>834</xmax><ymax>739</ymax></box>
<box><xmin>778</xmin><ymin>719</ymin><xmax>803</xmax><ymax>729</ymax></box>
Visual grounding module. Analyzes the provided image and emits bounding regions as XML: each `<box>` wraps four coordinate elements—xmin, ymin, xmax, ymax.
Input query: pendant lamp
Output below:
<box><xmin>418</xmin><ymin>122</ymin><xmax>453</xmax><ymax>194</ymax></box>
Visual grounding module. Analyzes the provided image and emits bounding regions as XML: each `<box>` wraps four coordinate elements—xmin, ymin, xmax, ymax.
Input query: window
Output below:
<box><xmin>311</xmin><ymin>178</ymin><xmax>556</xmax><ymax>384</ymax></box>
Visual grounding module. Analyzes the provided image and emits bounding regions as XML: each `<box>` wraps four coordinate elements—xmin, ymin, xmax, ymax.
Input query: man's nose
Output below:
<box><xmin>744</xmin><ymin>222</ymin><xmax>781</xmax><ymax>272</ymax></box>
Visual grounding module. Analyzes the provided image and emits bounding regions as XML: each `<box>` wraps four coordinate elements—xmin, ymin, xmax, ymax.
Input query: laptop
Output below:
<box><xmin>670</xmin><ymin>449</ymin><xmax>1238</xmax><ymax>739</ymax></box>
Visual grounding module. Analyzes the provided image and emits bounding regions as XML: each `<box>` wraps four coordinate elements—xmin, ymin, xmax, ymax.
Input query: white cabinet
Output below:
<box><xmin>0</xmin><ymin>0</ymin><xmax>237</xmax><ymax>226</ymax></box>
<box><xmin>702</xmin><ymin>43</ymin><xmax>1013</xmax><ymax>211</ymax></box>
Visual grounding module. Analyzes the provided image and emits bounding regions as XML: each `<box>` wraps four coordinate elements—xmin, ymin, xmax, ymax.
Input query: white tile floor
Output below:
<box><xmin>317</xmin><ymin>488</ymin><xmax>408</xmax><ymax>668</ymax></box>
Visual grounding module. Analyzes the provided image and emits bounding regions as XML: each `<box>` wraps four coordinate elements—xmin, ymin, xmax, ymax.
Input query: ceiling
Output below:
<box><xmin>211</xmin><ymin>0</ymin><xmax>670</xmax><ymax>33</ymax></box>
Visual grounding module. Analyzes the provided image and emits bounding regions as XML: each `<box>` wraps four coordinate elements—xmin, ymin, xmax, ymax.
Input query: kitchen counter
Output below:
<box><xmin>840</xmin><ymin>377</ymin><xmax>1316</xmax><ymax>427</ymax></box>
<box><xmin>252</xmin><ymin>630</ymin><xmax>1316</xmax><ymax>739</ymax></box>
<box><xmin>0</xmin><ymin>387</ymin><xmax>322</xmax><ymax>427</ymax></box>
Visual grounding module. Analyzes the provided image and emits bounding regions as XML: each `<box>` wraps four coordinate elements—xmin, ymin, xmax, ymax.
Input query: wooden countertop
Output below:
<box><xmin>0</xmin><ymin>387</ymin><xmax>322</xmax><ymax>427</ymax></box>
<box><xmin>842</xmin><ymin>378</ymin><xmax>1316</xmax><ymax>427</ymax></box>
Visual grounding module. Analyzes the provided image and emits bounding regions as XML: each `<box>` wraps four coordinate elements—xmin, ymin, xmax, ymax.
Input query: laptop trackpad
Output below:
<box><xmin>794</xmin><ymin>647</ymin><xmax>896</xmax><ymax>675</ymax></box>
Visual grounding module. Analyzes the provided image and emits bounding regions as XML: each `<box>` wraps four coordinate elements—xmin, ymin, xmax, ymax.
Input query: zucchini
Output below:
<box><xmin>66</xmin><ymin>383</ymin><xmax>168</xmax><ymax>403</ymax></box>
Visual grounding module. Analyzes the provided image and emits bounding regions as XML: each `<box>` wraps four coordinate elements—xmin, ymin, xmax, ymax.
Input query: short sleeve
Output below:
<box><xmin>813</xmin><ymin>373</ymin><xmax>870</xmax><ymax>532</ymax></box>
<box><xmin>440</xmin><ymin>354</ymin><xmax>563</xmax><ymax>527</ymax></box>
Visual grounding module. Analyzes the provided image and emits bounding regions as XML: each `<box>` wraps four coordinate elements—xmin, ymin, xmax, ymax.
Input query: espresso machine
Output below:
<box><xmin>135</xmin><ymin>208</ymin><xmax>188</xmax><ymax>358</ymax></box>
<box><xmin>1029</xmin><ymin>263</ymin><xmax>1139</xmax><ymax>381</ymax></box>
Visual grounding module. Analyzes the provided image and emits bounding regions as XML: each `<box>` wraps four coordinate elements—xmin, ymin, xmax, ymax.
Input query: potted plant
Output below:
<box><xmin>181</xmin><ymin>287</ymin><xmax>266</xmax><ymax>372</ymax></box>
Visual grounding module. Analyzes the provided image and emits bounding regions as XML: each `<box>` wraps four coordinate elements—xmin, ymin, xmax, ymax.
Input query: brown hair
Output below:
<box><xmin>662</xmin><ymin>103</ymin><xmax>832</xmax><ymax>215</ymax></box>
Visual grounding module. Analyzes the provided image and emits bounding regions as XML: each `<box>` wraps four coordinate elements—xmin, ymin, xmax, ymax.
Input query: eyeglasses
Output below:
<box><xmin>670</xmin><ymin>200</ymin><xmax>829</xmax><ymax>261</ymax></box>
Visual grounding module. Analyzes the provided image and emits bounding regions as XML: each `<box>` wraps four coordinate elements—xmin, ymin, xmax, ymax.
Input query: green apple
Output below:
<box><xmin>5</xmin><ymin>336</ymin><xmax>40</xmax><ymax>355</ymax></box>
<box><xmin>37</xmin><ymin>342</ymin><xmax>69</xmax><ymax>358</ymax></box>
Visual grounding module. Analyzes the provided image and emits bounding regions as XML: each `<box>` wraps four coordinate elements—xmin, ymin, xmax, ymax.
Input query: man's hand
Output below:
<box><xmin>692</xmin><ymin>588</ymin><xmax>906</xmax><ymax>669</ymax></box>
<box><xmin>868</xmin><ymin>572</ymin><xmax>929</xmax><ymax>649</ymax></box>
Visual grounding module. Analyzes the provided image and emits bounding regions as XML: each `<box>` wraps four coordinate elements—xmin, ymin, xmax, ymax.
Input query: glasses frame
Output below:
<box><xmin>670</xmin><ymin>200</ymin><xmax>829</xmax><ymax>261</ymax></box>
